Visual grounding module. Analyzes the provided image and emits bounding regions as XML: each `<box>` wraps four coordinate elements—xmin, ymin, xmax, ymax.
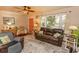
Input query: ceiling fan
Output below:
<box><xmin>15</xmin><ymin>6</ymin><xmax>35</xmax><ymax>14</ymax></box>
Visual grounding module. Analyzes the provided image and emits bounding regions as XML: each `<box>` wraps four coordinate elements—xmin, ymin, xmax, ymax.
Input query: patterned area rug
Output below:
<box><xmin>22</xmin><ymin>35</ymin><xmax>69</xmax><ymax>53</ymax></box>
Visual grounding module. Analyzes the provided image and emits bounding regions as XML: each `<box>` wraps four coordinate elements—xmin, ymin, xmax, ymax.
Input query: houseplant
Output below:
<box><xmin>72</xmin><ymin>27</ymin><xmax>79</xmax><ymax>47</ymax></box>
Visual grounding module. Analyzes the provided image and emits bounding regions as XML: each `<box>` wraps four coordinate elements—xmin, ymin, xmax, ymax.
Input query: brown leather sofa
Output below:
<box><xmin>34</xmin><ymin>27</ymin><xmax>64</xmax><ymax>47</ymax></box>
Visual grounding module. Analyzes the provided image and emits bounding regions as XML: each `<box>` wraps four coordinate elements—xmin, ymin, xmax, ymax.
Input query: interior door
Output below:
<box><xmin>29</xmin><ymin>18</ymin><xmax>34</xmax><ymax>34</ymax></box>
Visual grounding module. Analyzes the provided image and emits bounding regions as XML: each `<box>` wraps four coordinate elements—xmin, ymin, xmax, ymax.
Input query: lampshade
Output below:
<box><xmin>34</xmin><ymin>24</ymin><xmax>38</xmax><ymax>27</ymax></box>
<box><xmin>69</xmin><ymin>26</ymin><xmax>78</xmax><ymax>30</ymax></box>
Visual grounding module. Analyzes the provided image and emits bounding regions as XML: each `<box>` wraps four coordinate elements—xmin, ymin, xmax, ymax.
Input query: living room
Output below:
<box><xmin>0</xmin><ymin>6</ymin><xmax>79</xmax><ymax>53</ymax></box>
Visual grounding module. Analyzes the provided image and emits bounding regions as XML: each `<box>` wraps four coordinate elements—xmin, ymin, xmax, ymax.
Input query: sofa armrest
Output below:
<box><xmin>0</xmin><ymin>44</ymin><xmax>8</xmax><ymax>53</ymax></box>
<box><xmin>14</xmin><ymin>37</ymin><xmax>24</xmax><ymax>42</ymax></box>
<box><xmin>0</xmin><ymin>44</ymin><xmax>8</xmax><ymax>49</ymax></box>
<box><xmin>14</xmin><ymin>37</ymin><xmax>24</xmax><ymax>49</ymax></box>
<box><xmin>57</xmin><ymin>35</ymin><xmax>64</xmax><ymax>47</ymax></box>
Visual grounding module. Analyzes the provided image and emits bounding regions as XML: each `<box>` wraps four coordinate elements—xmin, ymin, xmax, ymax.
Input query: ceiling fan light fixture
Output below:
<box><xmin>23</xmin><ymin>10</ymin><xmax>28</xmax><ymax>14</ymax></box>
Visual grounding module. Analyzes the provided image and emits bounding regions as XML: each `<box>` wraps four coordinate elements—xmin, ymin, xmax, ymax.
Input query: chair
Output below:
<box><xmin>0</xmin><ymin>32</ymin><xmax>24</xmax><ymax>53</ymax></box>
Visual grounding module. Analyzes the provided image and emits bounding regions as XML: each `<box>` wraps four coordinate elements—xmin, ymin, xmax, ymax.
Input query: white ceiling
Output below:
<box><xmin>0</xmin><ymin>6</ymin><xmax>70</xmax><ymax>14</ymax></box>
<box><xmin>31</xmin><ymin>6</ymin><xmax>68</xmax><ymax>12</ymax></box>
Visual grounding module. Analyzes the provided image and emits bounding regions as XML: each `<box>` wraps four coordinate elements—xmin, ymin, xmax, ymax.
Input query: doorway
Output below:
<box><xmin>29</xmin><ymin>17</ymin><xmax>34</xmax><ymax>34</ymax></box>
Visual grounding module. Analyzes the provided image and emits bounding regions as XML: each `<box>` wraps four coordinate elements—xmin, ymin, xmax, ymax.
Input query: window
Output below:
<box><xmin>46</xmin><ymin>15</ymin><xmax>55</xmax><ymax>28</ymax></box>
<box><xmin>41</xmin><ymin>13</ymin><xmax>66</xmax><ymax>29</ymax></box>
<box><xmin>41</xmin><ymin>16</ymin><xmax>46</xmax><ymax>27</ymax></box>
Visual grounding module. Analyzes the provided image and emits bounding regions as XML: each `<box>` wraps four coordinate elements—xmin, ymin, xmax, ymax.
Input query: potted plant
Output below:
<box><xmin>72</xmin><ymin>27</ymin><xmax>79</xmax><ymax>47</ymax></box>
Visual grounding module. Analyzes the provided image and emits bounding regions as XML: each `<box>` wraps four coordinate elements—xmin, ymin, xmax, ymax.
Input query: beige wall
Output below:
<box><xmin>30</xmin><ymin>6</ymin><xmax>79</xmax><ymax>33</ymax></box>
<box><xmin>0</xmin><ymin>11</ymin><xmax>28</xmax><ymax>32</ymax></box>
<box><xmin>48</xmin><ymin>6</ymin><xmax>79</xmax><ymax>33</ymax></box>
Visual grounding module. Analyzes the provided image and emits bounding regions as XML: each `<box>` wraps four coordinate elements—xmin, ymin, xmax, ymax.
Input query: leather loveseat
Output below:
<box><xmin>34</xmin><ymin>27</ymin><xmax>64</xmax><ymax>47</ymax></box>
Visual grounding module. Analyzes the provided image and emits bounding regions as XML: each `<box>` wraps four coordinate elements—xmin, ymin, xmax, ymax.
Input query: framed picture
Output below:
<box><xmin>3</xmin><ymin>17</ymin><xmax>15</xmax><ymax>25</ymax></box>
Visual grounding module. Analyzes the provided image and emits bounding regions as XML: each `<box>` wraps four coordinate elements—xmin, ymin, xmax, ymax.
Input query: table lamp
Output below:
<box><xmin>69</xmin><ymin>26</ymin><xmax>78</xmax><ymax>52</ymax></box>
<box><xmin>69</xmin><ymin>26</ymin><xmax>78</xmax><ymax>34</ymax></box>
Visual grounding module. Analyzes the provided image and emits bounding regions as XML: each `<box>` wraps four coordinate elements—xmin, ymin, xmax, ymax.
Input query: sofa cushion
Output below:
<box><xmin>45</xmin><ymin>32</ymin><xmax>53</xmax><ymax>36</ymax></box>
<box><xmin>53</xmin><ymin>33</ymin><xmax>61</xmax><ymax>38</ymax></box>
<box><xmin>0</xmin><ymin>32</ymin><xmax>14</xmax><ymax>41</ymax></box>
<box><xmin>0</xmin><ymin>35</ymin><xmax>11</xmax><ymax>44</ymax></box>
<box><xmin>39</xmin><ymin>31</ymin><xmax>43</xmax><ymax>35</ymax></box>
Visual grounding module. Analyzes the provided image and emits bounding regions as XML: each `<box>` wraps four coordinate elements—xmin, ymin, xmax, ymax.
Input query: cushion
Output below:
<box><xmin>0</xmin><ymin>35</ymin><xmax>11</xmax><ymax>44</ymax></box>
<box><xmin>45</xmin><ymin>32</ymin><xmax>53</xmax><ymax>36</ymax></box>
<box><xmin>53</xmin><ymin>33</ymin><xmax>61</xmax><ymax>38</ymax></box>
<box><xmin>39</xmin><ymin>31</ymin><xmax>43</xmax><ymax>35</ymax></box>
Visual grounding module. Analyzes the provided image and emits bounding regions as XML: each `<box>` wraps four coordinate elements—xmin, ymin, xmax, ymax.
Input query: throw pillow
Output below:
<box><xmin>39</xmin><ymin>31</ymin><xmax>43</xmax><ymax>35</ymax></box>
<box><xmin>0</xmin><ymin>35</ymin><xmax>11</xmax><ymax>44</ymax></box>
<box><xmin>53</xmin><ymin>33</ymin><xmax>61</xmax><ymax>38</ymax></box>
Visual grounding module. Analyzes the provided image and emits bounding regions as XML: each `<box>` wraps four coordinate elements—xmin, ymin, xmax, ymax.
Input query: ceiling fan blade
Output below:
<box><xmin>14</xmin><ymin>6</ymin><xmax>35</xmax><ymax>14</ymax></box>
<box><xmin>28</xmin><ymin>9</ymin><xmax>35</xmax><ymax>12</ymax></box>
<box><xmin>14</xmin><ymin>7</ymin><xmax>22</xmax><ymax>10</ymax></box>
<box><xmin>24</xmin><ymin>6</ymin><xmax>27</xmax><ymax>10</ymax></box>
